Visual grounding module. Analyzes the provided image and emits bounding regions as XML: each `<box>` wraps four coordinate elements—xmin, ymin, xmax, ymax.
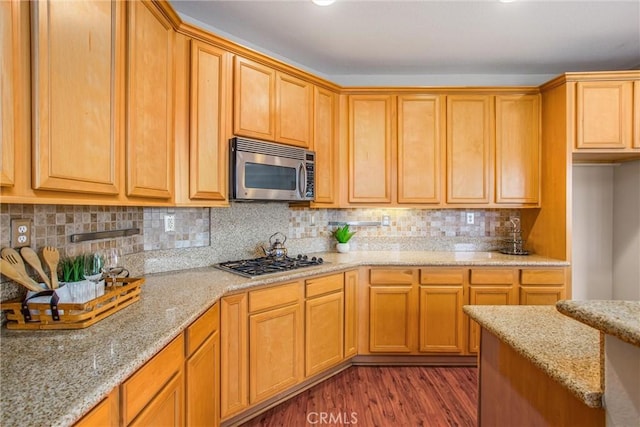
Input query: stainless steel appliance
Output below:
<box><xmin>230</xmin><ymin>137</ymin><xmax>315</xmax><ymax>202</ymax></box>
<box><xmin>215</xmin><ymin>254</ymin><xmax>324</xmax><ymax>278</ymax></box>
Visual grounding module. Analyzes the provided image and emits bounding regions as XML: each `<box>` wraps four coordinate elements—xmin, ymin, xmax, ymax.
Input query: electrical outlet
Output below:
<box><xmin>466</xmin><ymin>212</ymin><xmax>475</xmax><ymax>225</ymax></box>
<box><xmin>382</xmin><ymin>215</ymin><xmax>390</xmax><ymax>226</ymax></box>
<box><xmin>164</xmin><ymin>214</ymin><xmax>176</xmax><ymax>232</ymax></box>
<box><xmin>11</xmin><ymin>219</ymin><xmax>32</xmax><ymax>248</ymax></box>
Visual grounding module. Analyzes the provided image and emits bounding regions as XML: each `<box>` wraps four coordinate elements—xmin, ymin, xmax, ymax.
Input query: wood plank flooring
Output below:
<box><xmin>240</xmin><ymin>366</ymin><xmax>478</xmax><ymax>426</ymax></box>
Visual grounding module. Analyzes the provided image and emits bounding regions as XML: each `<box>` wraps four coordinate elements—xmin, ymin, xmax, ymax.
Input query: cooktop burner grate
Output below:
<box><xmin>215</xmin><ymin>255</ymin><xmax>324</xmax><ymax>278</ymax></box>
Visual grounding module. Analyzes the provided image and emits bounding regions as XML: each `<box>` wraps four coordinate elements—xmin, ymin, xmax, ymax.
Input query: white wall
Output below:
<box><xmin>604</xmin><ymin>335</ymin><xmax>640</xmax><ymax>427</ymax></box>
<box><xmin>612</xmin><ymin>161</ymin><xmax>640</xmax><ymax>300</ymax></box>
<box><xmin>572</xmin><ymin>165</ymin><xmax>614</xmax><ymax>300</ymax></box>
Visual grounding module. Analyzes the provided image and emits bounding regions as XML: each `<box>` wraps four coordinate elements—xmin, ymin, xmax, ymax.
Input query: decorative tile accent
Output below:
<box><xmin>143</xmin><ymin>207</ymin><xmax>210</xmax><ymax>251</ymax></box>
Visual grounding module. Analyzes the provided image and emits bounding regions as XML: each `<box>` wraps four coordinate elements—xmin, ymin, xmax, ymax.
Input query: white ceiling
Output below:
<box><xmin>170</xmin><ymin>0</ymin><xmax>640</xmax><ymax>86</ymax></box>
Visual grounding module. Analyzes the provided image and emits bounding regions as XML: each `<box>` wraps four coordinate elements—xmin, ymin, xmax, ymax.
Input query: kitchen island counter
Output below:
<box><xmin>0</xmin><ymin>251</ymin><xmax>567</xmax><ymax>427</ymax></box>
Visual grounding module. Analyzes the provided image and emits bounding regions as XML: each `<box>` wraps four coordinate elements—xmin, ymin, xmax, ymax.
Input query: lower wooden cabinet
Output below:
<box><xmin>129</xmin><ymin>371</ymin><xmax>184</xmax><ymax>427</ymax></box>
<box><xmin>519</xmin><ymin>268</ymin><xmax>567</xmax><ymax>305</ymax></box>
<box><xmin>344</xmin><ymin>270</ymin><xmax>359</xmax><ymax>358</ymax></box>
<box><xmin>220</xmin><ymin>293</ymin><xmax>248</xmax><ymax>419</ymax></box>
<box><xmin>74</xmin><ymin>388</ymin><xmax>119</xmax><ymax>427</ymax></box>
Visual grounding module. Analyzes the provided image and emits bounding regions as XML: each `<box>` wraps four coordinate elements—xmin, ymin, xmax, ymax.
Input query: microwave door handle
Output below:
<box><xmin>298</xmin><ymin>164</ymin><xmax>306</xmax><ymax>199</ymax></box>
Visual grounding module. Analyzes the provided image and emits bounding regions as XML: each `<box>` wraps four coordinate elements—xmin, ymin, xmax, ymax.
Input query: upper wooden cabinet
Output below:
<box><xmin>126</xmin><ymin>0</ymin><xmax>175</xmax><ymax>200</ymax></box>
<box><xmin>233</xmin><ymin>56</ymin><xmax>312</xmax><ymax>147</ymax></box>
<box><xmin>311</xmin><ymin>86</ymin><xmax>338</xmax><ymax>205</ymax></box>
<box><xmin>397</xmin><ymin>95</ymin><xmax>444</xmax><ymax>204</ymax></box>
<box><xmin>0</xmin><ymin>0</ymin><xmax>20</xmax><ymax>188</ymax></box>
<box><xmin>348</xmin><ymin>95</ymin><xmax>394</xmax><ymax>204</ymax></box>
<box><xmin>495</xmin><ymin>94</ymin><xmax>540</xmax><ymax>205</ymax></box>
<box><xmin>446</xmin><ymin>95</ymin><xmax>493</xmax><ymax>204</ymax></box>
<box><xmin>31</xmin><ymin>0</ymin><xmax>124</xmax><ymax>195</ymax></box>
<box><xmin>576</xmin><ymin>80</ymin><xmax>633</xmax><ymax>149</ymax></box>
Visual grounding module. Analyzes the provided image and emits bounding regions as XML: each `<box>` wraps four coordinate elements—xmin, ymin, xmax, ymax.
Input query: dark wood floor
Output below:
<box><xmin>240</xmin><ymin>366</ymin><xmax>478</xmax><ymax>427</ymax></box>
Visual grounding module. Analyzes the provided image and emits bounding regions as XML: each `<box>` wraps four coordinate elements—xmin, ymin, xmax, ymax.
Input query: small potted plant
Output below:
<box><xmin>332</xmin><ymin>224</ymin><xmax>355</xmax><ymax>253</ymax></box>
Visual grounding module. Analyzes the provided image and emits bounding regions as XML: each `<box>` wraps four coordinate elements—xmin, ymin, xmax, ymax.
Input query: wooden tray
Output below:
<box><xmin>1</xmin><ymin>277</ymin><xmax>145</xmax><ymax>330</ymax></box>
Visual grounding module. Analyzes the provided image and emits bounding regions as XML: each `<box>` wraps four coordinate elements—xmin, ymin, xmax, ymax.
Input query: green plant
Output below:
<box><xmin>332</xmin><ymin>224</ymin><xmax>355</xmax><ymax>243</ymax></box>
<box><xmin>60</xmin><ymin>255</ymin><xmax>85</xmax><ymax>283</ymax></box>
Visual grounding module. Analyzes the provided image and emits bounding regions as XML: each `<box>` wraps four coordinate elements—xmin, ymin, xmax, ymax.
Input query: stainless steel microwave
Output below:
<box><xmin>230</xmin><ymin>137</ymin><xmax>315</xmax><ymax>202</ymax></box>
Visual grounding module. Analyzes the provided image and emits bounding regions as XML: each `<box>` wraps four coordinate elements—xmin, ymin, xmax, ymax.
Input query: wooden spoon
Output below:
<box><xmin>0</xmin><ymin>259</ymin><xmax>44</xmax><ymax>292</ymax></box>
<box><xmin>1</xmin><ymin>248</ymin><xmax>29</xmax><ymax>279</ymax></box>
<box><xmin>20</xmin><ymin>247</ymin><xmax>51</xmax><ymax>288</ymax></box>
<box><xmin>42</xmin><ymin>246</ymin><xmax>60</xmax><ymax>289</ymax></box>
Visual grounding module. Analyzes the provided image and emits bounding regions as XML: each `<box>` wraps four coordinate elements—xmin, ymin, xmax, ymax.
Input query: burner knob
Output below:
<box><xmin>318</xmin><ymin>257</ymin><xmax>324</xmax><ymax>264</ymax></box>
<box><xmin>297</xmin><ymin>254</ymin><xmax>303</xmax><ymax>259</ymax></box>
<box><xmin>302</xmin><ymin>255</ymin><xmax>308</xmax><ymax>260</ymax></box>
<box><xmin>311</xmin><ymin>256</ymin><xmax>317</xmax><ymax>262</ymax></box>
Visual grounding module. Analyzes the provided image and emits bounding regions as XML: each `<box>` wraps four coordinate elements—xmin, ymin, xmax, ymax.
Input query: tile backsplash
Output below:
<box><xmin>1</xmin><ymin>202</ymin><xmax>519</xmax><ymax>303</ymax></box>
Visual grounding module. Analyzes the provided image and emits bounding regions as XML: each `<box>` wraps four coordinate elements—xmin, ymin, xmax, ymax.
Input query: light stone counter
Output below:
<box><xmin>556</xmin><ymin>300</ymin><xmax>640</xmax><ymax>347</ymax></box>
<box><xmin>0</xmin><ymin>251</ymin><xmax>567</xmax><ymax>427</ymax></box>
<box><xmin>463</xmin><ymin>305</ymin><xmax>603</xmax><ymax>408</ymax></box>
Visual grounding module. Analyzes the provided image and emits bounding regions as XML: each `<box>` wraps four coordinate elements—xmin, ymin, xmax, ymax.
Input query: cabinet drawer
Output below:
<box><xmin>249</xmin><ymin>281</ymin><xmax>302</xmax><ymax>313</ymax></box>
<box><xmin>122</xmin><ymin>334</ymin><xmax>185</xmax><ymax>425</ymax></box>
<box><xmin>370</xmin><ymin>269</ymin><xmax>416</xmax><ymax>285</ymax></box>
<box><xmin>306</xmin><ymin>273</ymin><xmax>343</xmax><ymax>298</ymax></box>
<box><xmin>420</xmin><ymin>268</ymin><xmax>464</xmax><ymax>285</ymax></box>
<box><xmin>521</xmin><ymin>269</ymin><xmax>565</xmax><ymax>285</ymax></box>
<box><xmin>470</xmin><ymin>269</ymin><xmax>514</xmax><ymax>285</ymax></box>
<box><xmin>186</xmin><ymin>303</ymin><xmax>219</xmax><ymax>356</ymax></box>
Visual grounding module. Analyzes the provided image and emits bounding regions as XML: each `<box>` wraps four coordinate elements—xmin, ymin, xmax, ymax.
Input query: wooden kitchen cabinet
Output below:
<box><xmin>467</xmin><ymin>269</ymin><xmax>518</xmax><ymax>353</ymax></box>
<box><xmin>344</xmin><ymin>270</ymin><xmax>359</xmax><ymax>358</ymax></box>
<box><xmin>122</xmin><ymin>335</ymin><xmax>185</xmax><ymax>425</ymax></box>
<box><xmin>575</xmin><ymin>81</ymin><xmax>634</xmax><ymax>150</ymax></box>
<box><xmin>348</xmin><ymin>95</ymin><xmax>394</xmax><ymax>204</ymax></box>
<box><xmin>220</xmin><ymin>293</ymin><xmax>248</xmax><ymax>420</ymax></box>
<box><xmin>519</xmin><ymin>268</ymin><xmax>566</xmax><ymax>305</ymax></box>
<box><xmin>185</xmin><ymin>303</ymin><xmax>220</xmax><ymax>427</ymax></box>
<box><xmin>74</xmin><ymin>388</ymin><xmax>119</xmax><ymax>427</ymax></box>
<box><xmin>634</xmin><ymin>81</ymin><xmax>640</xmax><ymax>149</ymax></box>
<box><xmin>126</xmin><ymin>0</ymin><xmax>174</xmax><ymax>200</ymax></box>
<box><xmin>419</xmin><ymin>268</ymin><xmax>465</xmax><ymax>354</ymax></box>
<box><xmin>276</xmin><ymin>72</ymin><xmax>313</xmax><ymax>147</ymax></box>
<box><xmin>446</xmin><ymin>95</ymin><xmax>493</xmax><ymax>204</ymax></box>
<box><xmin>368</xmin><ymin>268</ymin><xmax>418</xmax><ymax>353</ymax></box>
<box><xmin>248</xmin><ymin>281</ymin><xmax>304</xmax><ymax>403</ymax></box>
<box><xmin>312</xmin><ymin>86</ymin><xmax>338</xmax><ymax>205</ymax></box>
<box><xmin>397</xmin><ymin>95</ymin><xmax>444</xmax><ymax>204</ymax></box>
<box><xmin>305</xmin><ymin>273</ymin><xmax>344</xmax><ymax>377</ymax></box>
<box><xmin>31</xmin><ymin>0</ymin><xmax>124</xmax><ymax>195</ymax></box>
<box><xmin>495</xmin><ymin>94</ymin><xmax>541</xmax><ymax>205</ymax></box>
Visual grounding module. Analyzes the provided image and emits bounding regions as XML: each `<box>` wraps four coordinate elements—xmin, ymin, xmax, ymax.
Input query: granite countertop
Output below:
<box><xmin>556</xmin><ymin>300</ymin><xmax>640</xmax><ymax>347</ymax></box>
<box><xmin>0</xmin><ymin>251</ymin><xmax>567</xmax><ymax>427</ymax></box>
<box><xmin>463</xmin><ymin>305</ymin><xmax>602</xmax><ymax>408</ymax></box>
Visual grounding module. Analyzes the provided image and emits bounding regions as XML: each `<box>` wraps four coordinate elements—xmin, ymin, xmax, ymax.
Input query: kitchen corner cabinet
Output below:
<box><xmin>495</xmin><ymin>94</ymin><xmax>541</xmax><ymax>205</ymax></box>
<box><xmin>122</xmin><ymin>335</ymin><xmax>185</xmax><ymax>426</ymax></box>
<box><xmin>348</xmin><ymin>95</ymin><xmax>394</xmax><ymax>204</ymax></box>
<box><xmin>31</xmin><ymin>0</ymin><xmax>124</xmax><ymax>195</ymax></box>
<box><xmin>312</xmin><ymin>86</ymin><xmax>338</xmax><ymax>205</ymax></box>
<box><xmin>220</xmin><ymin>293</ymin><xmax>248</xmax><ymax>419</ymax></box>
<box><xmin>368</xmin><ymin>268</ymin><xmax>418</xmax><ymax>352</ymax></box>
<box><xmin>419</xmin><ymin>268</ymin><xmax>465</xmax><ymax>354</ymax></box>
<box><xmin>575</xmin><ymin>81</ymin><xmax>634</xmax><ymax>150</ymax></box>
<box><xmin>467</xmin><ymin>269</ymin><xmax>518</xmax><ymax>353</ymax></box>
<box><xmin>344</xmin><ymin>270</ymin><xmax>359</xmax><ymax>358</ymax></box>
<box><xmin>233</xmin><ymin>56</ymin><xmax>312</xmax><ymax>147</ymax></box>
<box><xmin>446</xmin><ymin>95</ymin><xmax>493</xmax><ymax>204</ymax></box>
<box><xmin>248</xmin><ymin>282</ymin><xmax>304</xmax><ymax>403</ymax></box>
<box><xmin>397</xmin><ymin>95</ymin><xmax>444</xmax><ymax>204</ymax></box>
<box><xmin>305</xmin><ymin>273</ymin><xmax>344</xmax><ymax>377</ymax></box>
<box><xmin>126</xmin><ymin>0</ymin><xmax>175</xmax><ymax>200</ymax></box>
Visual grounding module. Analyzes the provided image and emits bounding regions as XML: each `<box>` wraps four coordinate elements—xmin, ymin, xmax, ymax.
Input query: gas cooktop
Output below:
<box><xmin>215</xmin><ymin>254</ymin><xmax>325</xmax><ymax>278</ymax></box>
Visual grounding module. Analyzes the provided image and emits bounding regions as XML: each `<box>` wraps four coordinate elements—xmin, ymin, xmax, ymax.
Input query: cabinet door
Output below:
<box><xmin>305</xmin><ymin>291</ymin><xmax>344</xmax><ymax>377</ymax></box>
<box><xmin>348</xmin><ymin>95</ymin><xmax>394</xmax><ymax>203</ymax></box>
<box><xmin>468</xmin><ymin>286</ymin><xmax>517</xmax><ymax>353</ymax></box>
<box><xmin>233</xmin><ymin>56</ymin><xmax>275</xmax><ymax>140</ymax></box>
<box><xmin>129</xmin><ymin>371</ymin><xmax>184</xmax><ymax>427</ymax></box>
<box><xmin>220</xmin><ymin>294</ymin><xmax>248</xmax><ymax>419</ymax></box>
<box><xmin>186</xmin><ymin>333</ymin><xmax>219</xmax><ymax>427</ymax></box>
<box><xmin>189</xmin><ymin>40</ymin><xmax>230</xmax><ymax>201</ymax></box>
<box><xmin>126</xmin><ymin>0</ymin><xmax>174</xmax><ymax>199</ymax></box>
<box><xmin>276</xmin><ymin>72</ymin><xmax>312</xmax><ymax>147</ymax></box>
<box><xmin>31</xmin><ymin>0</ymin><xmax>123</xmax><ymax>194</ymax></box>
<box><xmin>397</xmin><ymin>95</ymin><xmax>443</xmax><ymax>204</ymax></box>
<box><xmin>249</xmin><ymin>303</ymin><xmax>303</xmax><ymax>403</ymax></box>
<box><xmin>369</xmin><ymin>285</ymin><xmax>416</xmax><ymax>352</ymax></box>
<box><xmin>75</xmin><ymin>389</ymin><xmax>119</xmax><ymax>427</ymax></box>
<box><xmin>0</xmin><ymin>0</ymin><xmax>19</xmax><ymax>188</ymax></box>
<box><xmin>446</xmin><ymin>95</ymin><xmax>493</xmax><ymax>204</ymax></box>
<box><xmin>495</xmin><ymin>94</ymin><xmax>540</xmax><ymax>204</ymax></box>
<box><xmin>576</xmin><ymin>81</ymin><xmax>633</xmax><ymax>149</ymax></box>
<box><xmin>519</xmin><ymin>268</ymin><xmax>566</xmax><ymax>305</ymax></box>
<box><xmin>634</xmin><ymin>81</ymin><xmax>640</xmax><ymax>149</ymax></box>
<box><xmin>344</xmin><ymin>270</ymin><xmax>358</xmax><ymax>358</ymax></box>
<box><xmin>312</xmin><ymin>86</ymin><xmax>337</xmax><ymax>204</ymax></box>
<box><xmin>419</xmin><ymin>286</ymin><xmax>464</xmax><ymax>353</ymax></box>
